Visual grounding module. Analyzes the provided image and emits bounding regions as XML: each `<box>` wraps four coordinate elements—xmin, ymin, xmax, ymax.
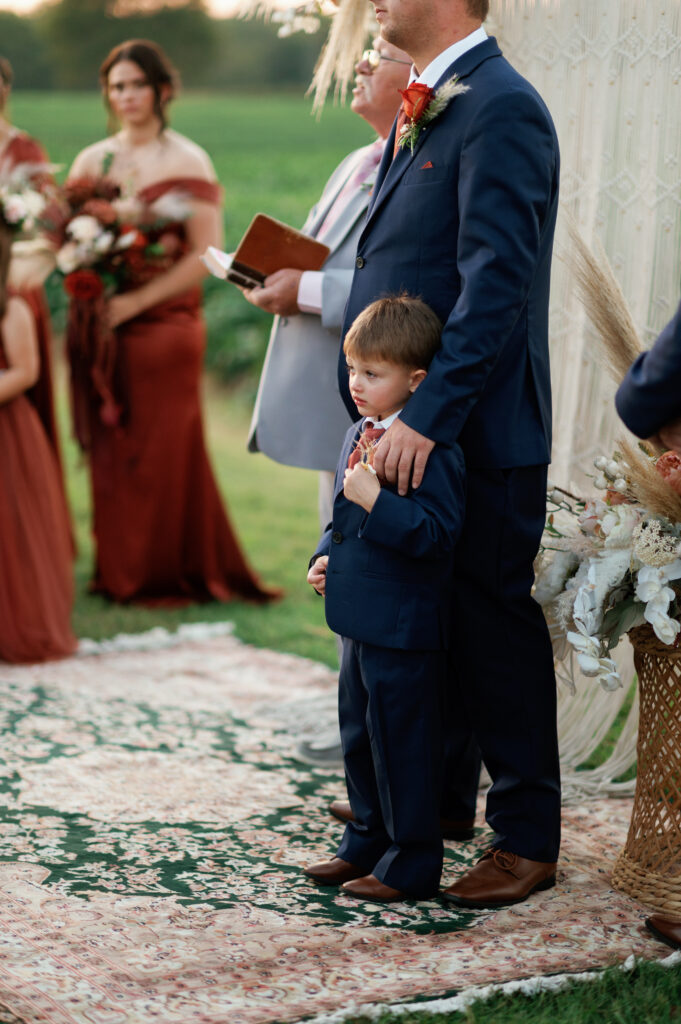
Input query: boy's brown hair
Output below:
<box><xmin>343</xmin><ymin>294</ymin><xmax>442</xmax><ymax>370</ymax></box>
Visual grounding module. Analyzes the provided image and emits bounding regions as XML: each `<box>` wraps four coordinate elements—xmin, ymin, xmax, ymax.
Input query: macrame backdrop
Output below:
<box><xmin>491</xmin><ymin>0</ymin><xmax>681</xmax><ymax>798</ymax></box>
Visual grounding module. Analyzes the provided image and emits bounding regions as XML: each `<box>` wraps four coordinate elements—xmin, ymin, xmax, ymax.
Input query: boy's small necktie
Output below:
<box><xmin>348</xmin><ymin>422</ymin><xmax>385</xmax><ymax>468</ymax></box>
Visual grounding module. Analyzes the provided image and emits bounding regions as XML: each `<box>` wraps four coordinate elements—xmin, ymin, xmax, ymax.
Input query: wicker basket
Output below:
<box><xmin>611</xmin><ymin>624</ymin><xmax>681</xmax><ymax>920</ymax></box>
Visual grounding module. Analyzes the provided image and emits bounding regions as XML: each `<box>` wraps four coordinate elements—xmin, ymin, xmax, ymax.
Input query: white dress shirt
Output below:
<box><xmin>412</xmin><ymin>25</ymin><xmax>488</xmax><ymax>86</ymax></box>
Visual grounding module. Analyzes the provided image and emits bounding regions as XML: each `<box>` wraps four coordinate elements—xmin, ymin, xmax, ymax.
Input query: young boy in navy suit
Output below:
<box><xmin>304</xmin><ymin>295</ymin><xmax>466</xmax><ymax>902</ymax></box>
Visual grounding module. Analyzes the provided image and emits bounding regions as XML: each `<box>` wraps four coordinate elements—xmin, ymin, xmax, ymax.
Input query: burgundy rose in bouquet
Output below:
<box><xmin>46</xmin><ymin>174</ymin><xmax>191</xmax><ymax>294</ymax></box>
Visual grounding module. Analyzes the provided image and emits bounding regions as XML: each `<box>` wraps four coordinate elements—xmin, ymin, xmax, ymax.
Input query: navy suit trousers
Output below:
<box><xmin>450</xmin><ymin>465</ymin><xmax>561</xmax><ymax>863</ymax></box>
<box><xmin>336</xmin><ymin>639</ymin><xmax>444</xmax><ymax>898</ymax></box>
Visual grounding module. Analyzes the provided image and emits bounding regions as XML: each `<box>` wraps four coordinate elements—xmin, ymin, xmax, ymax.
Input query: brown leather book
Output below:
<box><xmin>202</xmin><ymin>213</ymin><xmax>330</xmax><ymax>288</ymax></box>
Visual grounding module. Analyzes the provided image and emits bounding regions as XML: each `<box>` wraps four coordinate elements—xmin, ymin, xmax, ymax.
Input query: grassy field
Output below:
<box><xmin>8</xmin><ymin>90</ymin><xmax>681</xmax><ymax>1021</ymax></box>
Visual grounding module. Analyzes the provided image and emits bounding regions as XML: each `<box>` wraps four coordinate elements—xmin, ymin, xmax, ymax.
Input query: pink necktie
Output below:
<box><xmin>348</xmin><ymin>423</ymin><xmax>386</xmax><ymax>468</ymax></box>
<box><xmin>392</xmin><ymin>108</ymin><xmax>408</xmax><ymax>158</ymax></box>
<box><xmin>317</xmin><ymin>140</ymin><xmax>384</xmax><ymax>240</ymax></box>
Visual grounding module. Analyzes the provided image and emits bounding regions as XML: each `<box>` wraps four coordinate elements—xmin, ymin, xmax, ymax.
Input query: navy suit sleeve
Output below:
<box><xmin>615</xmin><ymin>301</ymin><xmax>681</xmax><ymax>438</ymax></box>
<box><xmin>309</xmin><ymin>421</ymin><xmax>358</xmax><ymax>565</ymax></box>
<box><xmin>400</xmin><ymin>88</ymin><xmax>558</xmax><ymax>445</ymax></box>
<box><xmin>358</xmin><ymin>446</ymin><xmax>465</xmax><ymax>560</ymax></box>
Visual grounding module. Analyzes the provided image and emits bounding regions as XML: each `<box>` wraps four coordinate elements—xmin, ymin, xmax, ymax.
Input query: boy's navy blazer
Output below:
<box><xmin>316</xmin><ymin>420</ymin><xmax>466</xmax><ymax>651</ymax></box>
<box><xmin>340</xmin><ymin>38</ymin><xmax>560</xmax><ymax>470</ymax></box>
<box><xmin>616</xmin><ymin>300</ymin><xmax>681</xmax><ymax>438</ymax></box>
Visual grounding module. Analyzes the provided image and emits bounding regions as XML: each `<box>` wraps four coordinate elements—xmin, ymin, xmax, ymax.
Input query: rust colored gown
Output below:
<box><xmin>0</xmin><ymin>328</ymin><xmax>76</xmax><ymax>663</ymax></box>
<box><xmin>73</xmin><ymin>178</ymin><xmax>274</xmax><ymax>605</ymax></box>
<box><xmin>3</xmin><ymin>132</ymin><xmax>65</xmax><ymax>479</ymax></box>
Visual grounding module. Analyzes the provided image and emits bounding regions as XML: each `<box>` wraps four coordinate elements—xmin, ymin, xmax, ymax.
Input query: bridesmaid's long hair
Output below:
<box><xmin>0</xmin><ymin>225</ymin><xmax>11</xmax><ymax>320</ymax></box>
<box><xmin>100</xmin><ymin>39</ymin><xmax>180</xmax><ymax>133</ymax></box>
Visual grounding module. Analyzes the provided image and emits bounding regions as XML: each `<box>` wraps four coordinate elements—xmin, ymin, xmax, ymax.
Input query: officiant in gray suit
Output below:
<box><xmin>243</xmin><ymin>38</ymin><xmax>412</xmax><ymax>528</ymax></box>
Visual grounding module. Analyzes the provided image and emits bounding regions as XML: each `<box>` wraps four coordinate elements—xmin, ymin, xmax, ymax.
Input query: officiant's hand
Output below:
<box><xmin>373</xmin><ymin>419</ymin><xmax>435</xmax><ymax>496</ymax></box>
<box><xmin>657</xmin><ymin>417</ymin><xmax>681</xmax><ymax>454</ymax></box>
<box><xmin>243</xmin><ymin>268</ymin><xmax>303</xmax><ymax>316</ymax></box>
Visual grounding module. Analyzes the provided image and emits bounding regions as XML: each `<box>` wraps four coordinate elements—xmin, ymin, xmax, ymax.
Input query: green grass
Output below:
<box><xmin>349</xmin><ymin>959</ymin><xmax>681</xmax><ymax>1024</ymax></box>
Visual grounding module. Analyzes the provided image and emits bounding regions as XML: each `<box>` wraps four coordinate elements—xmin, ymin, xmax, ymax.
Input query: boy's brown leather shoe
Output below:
<box><xmin>646</xmin><ymin>915</ymin><xmax>681</xmax><ymax>950</ymax></box>
<box><xmin>441</xmin><ymin>848</ymin><xmax>557</xmax><ymax>908</ymax></box>
<box><xmin>303</xmin><ymin>857</ymin><xmax>366</xmax><ymax>886</ymax></box>
<box><xmin>329</xmin><ymin>799</ymin><xmax>475</xmax><ymax>841</ymax></box>
<box><xmin>341</xmin><ymin>875</ymin><xmax>405</xmax><ymax>901</ymax></box>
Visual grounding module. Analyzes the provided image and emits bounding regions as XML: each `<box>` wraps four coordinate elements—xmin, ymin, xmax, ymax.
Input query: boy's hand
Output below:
<box><xmin>343</xmin><ymin>463</ymin><xmax>380</xmax><ymax>512</ymax></box>
<box><xmin>307</xmin><ymin>555</ymin><xmax>329</xmax><ymax>595</ymax></box>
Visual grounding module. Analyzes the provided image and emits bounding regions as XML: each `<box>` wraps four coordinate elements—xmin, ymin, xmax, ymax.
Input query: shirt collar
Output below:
<box><xmin>364</xmin><ymin>409</ymin><xmax>402</xmax><ymax>431</ymax></box>
<box><xmin>411</xmin><ymin>25</ymin><xmax>488</xmax><ymax>87</ymax></box>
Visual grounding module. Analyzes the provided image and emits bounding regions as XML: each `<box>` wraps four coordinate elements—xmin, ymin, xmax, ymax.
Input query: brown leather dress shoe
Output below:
<box><xmin>442</xmin><ymin>848</ymin><xmax>557</xmax><ymax>908</ymax></box>
<box><xmin>328</xmin><ymin>799</ymin><xmax>475</xmax><ymax>841</ymax></box>
<box><xmin>646</xmin><ymin>915</ymin><xmax>681</xmax><ymax>950</ymax></box>
<box><xmin>303</xmin><ymin>857</ymin><xmax>366</xmax><ymax>886</ymax></box>
<box><xmin>341</xmin><ymin>874</ymin><xmax>405</xmax><ymax>901</ymax></box>
<box><xmin>329</xmin><ymin>799</ymin><xmax>354</xmax><ymax>824</ymax></box>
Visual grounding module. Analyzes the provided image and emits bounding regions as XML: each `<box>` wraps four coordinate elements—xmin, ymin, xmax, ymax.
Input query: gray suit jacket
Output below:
<box><xmin>248</xmin><ymin>142</ymin><xmax>380</xmax><ymax>471</ymax></box>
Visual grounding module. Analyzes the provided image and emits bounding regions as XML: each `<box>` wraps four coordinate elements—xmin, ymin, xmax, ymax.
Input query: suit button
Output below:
<box><xmin>332</xmin><ymin>531</ymin><xmax>343</xmax><ymax>544</ymax></box>
<box><xmin>355</xmin><ymin>256</ymin><xmax>365</xmax><ymax>269</ymax></box>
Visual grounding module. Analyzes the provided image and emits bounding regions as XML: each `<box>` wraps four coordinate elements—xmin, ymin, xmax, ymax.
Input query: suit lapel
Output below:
<box><xmin>335</xmin><ymin>424</ymin><xmax>362</xmax><ymax>498</ymax></box>
<box><xmin>364</xmin><ymin>38</ymin><xmax>502</xmax><ymax>229</ymax></box>
<box><xmin>318</xmin><ymin>184</ymin><xmax>371</xmax><ymax>253</ymax></box>
<box><xmin>306</xmin><ymin>145</ymin><xmax>374</xmax><ymax>242</ymax></box>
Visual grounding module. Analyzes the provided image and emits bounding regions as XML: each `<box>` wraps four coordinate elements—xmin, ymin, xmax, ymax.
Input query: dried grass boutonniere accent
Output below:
<box><xmin>397</xmin><ymin>75</ymin><xmax>470</xmax><ymax>154</ymax></box>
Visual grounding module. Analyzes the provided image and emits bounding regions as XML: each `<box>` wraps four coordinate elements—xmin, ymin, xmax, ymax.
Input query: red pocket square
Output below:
<box><xmin>420</xmin><ymin>161</ymin><xmax>434</xmax><ymax>169</ymax></box>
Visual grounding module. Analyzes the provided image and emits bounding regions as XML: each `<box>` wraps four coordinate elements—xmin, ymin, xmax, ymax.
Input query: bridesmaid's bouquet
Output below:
<box><xmin>0</xmin><ymin>167</ymin><xmax>48</xmax><ymax>235</ymax></box>
<box><xmin>44</xmin><ymin>168</ymin><xmax>191</xmax><ymax>447</ymax></box>
<box><xmin>534</xmin><ymin>443</ymin><xmax>681</xmax><ymax>691</ymax></box>
<box><xmin>45</xmin><ymin>173</ymin><xmax>191</xmax><ymax>300</ymax></box>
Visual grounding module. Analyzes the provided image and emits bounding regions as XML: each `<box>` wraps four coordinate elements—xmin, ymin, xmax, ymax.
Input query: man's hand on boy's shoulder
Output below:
<box><xmin>343</xmin><ymin>463</ymin><xmax>381</xmax><ymax>512</ymax></box>
<box><xmin>307</xmin><ymin>555</ymin><xmax>329</xmax><ymax>596</ymax></box>
<box><xmin>373</xmin><ymin>419</ymin><xmax>435</xmax><ymax>496</ymax></box>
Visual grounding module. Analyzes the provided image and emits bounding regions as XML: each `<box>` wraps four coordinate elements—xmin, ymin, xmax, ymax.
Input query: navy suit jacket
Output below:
<box><xmin>315</xmin><ymin>421</ymin><xmax>466</xmax><ymax>651</ymax></box>
<box><xmin>340</xmin><ymin>38</ymin><xmax>560</xmax><ymax>469</ymax></box>
<box><xmin>615</xmin><ymin>300</ymin><xmax>681</xmax><ymax>438</ymax></box>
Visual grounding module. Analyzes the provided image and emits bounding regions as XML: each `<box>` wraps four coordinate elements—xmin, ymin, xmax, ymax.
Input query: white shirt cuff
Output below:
<box><xmin>297</xmin><ymin>271</ymin><xmax>324</xmax><ymax>315</ymax></box>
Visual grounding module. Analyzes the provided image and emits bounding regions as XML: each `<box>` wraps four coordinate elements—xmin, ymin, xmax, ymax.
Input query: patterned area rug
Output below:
<box><xmin>0</xmin><ymin>631</ymin><xmax>669</xmax><ymax>1024</ymax></box>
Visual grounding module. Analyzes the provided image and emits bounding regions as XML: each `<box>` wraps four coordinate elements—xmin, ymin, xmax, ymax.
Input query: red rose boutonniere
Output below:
<box><xmin>397</xmin><ymin>75</ymin><xmax>470</xmax><ymax>154</ymax></box>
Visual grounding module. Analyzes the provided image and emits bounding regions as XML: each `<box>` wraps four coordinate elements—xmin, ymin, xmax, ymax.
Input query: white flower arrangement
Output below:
<box><xmin>536</xmin><ymin>444</ymin><xmax>681</xmax><ymax>691</ymax></box>
<box><xmin>0</xmin><ymin>181</ymin><xmax>46</xmax><ymax>234</ymax></box>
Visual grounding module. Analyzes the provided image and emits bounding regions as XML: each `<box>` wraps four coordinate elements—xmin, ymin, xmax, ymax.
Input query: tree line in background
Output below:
<box><xmin>0</xmin><ymin>1</ymin><xmax>323</xmax><ymax>90</ymax></box>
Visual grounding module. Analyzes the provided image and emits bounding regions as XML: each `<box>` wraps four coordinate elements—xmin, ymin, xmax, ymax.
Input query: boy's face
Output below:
<box><xmin>346</xmin><ymin>354</ymin><xmax>426</xmax><ymax>421</ymax></box>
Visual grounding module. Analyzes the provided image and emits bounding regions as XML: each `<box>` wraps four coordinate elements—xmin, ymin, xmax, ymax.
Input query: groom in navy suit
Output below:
<box><xmin>339</xmin><ymin>0</ymin><xmax>562</xmax><ymax>906</ymax></box>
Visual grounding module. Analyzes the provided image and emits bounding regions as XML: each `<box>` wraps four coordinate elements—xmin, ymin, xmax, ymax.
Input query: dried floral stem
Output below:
<box><xmin>568</xmin><ymin>220</ymin><xmax>644</xmax><ymax>383</ymax></box>
<box><xmin>309</xmin><ymin>0</ymin><xmax>369</xmax><ymax>112</ymax></box>
<box><xmin>617</xmin><ymin>437</ymin><xmax>681</xmax><ymax>523</ymax></box>
<box><xmin>549</xmin><ymin>483</ymin><xmax>583</xmax><ymax>504</ymax></box>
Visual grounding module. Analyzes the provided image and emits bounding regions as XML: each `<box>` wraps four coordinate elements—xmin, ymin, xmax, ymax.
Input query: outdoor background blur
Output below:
<box><xmin>2</xmin><ymin>1</ymin><xmax>372</xmax><ymax>397</ymax></box>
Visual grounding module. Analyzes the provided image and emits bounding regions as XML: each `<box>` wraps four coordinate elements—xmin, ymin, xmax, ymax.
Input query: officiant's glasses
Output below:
<box><xmin>362</xmin><ymin>49</ymin><xmax>412</xmax><ymax>71</ymax></box>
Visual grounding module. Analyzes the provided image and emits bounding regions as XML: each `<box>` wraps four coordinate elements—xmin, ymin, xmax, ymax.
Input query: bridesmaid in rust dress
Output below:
<box><xmin>0</xmin><ymin>56</ymin><xmax>66</xmax><ymax>492</ymax></box>
<box><xmin>66</xmin><ymin>40</ymin><xmax>275</xmax><ymax>605</ymax></box>
<box><xmin>0</xmin><ymin>222</ymin><xmax>76</xmax><ymax>662</ymax></box>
